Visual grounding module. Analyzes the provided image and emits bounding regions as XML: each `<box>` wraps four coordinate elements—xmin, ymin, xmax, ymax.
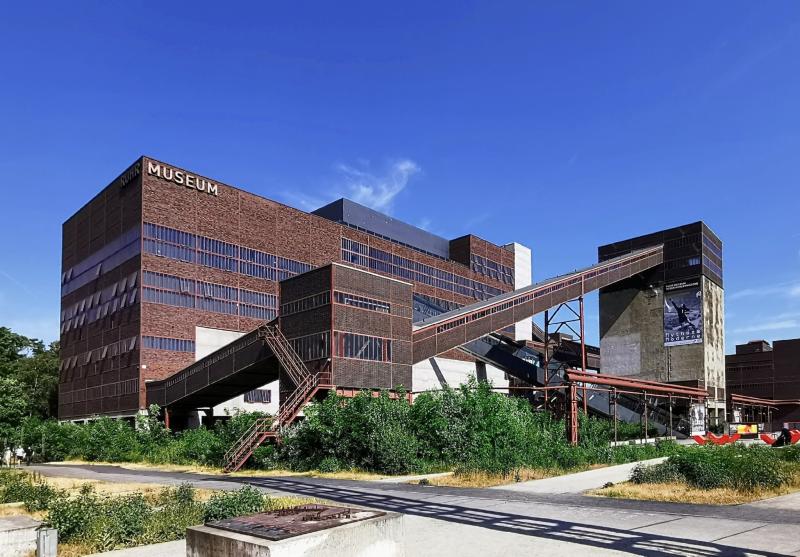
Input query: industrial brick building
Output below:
<box><xmin>59</xmin><ymin>157</ymin><xmax>531</xmax><ymax>421</ymax></box>
<box><xmin>726</xmin><ymin>339</ymin><xmax>800</xmax><ymax>425</ymax></box>
<box><xmin>60</xmin><ymin>155</ymin><xmax>725</xmax><ymax>441</ymax></box>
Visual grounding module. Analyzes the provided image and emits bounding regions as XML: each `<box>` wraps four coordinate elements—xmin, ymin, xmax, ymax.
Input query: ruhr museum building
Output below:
<box><xmin>59</xmin><ymin>157</ymin><xmax>531</xmax><ymax>421</ymax></box>
<box><xmin>59</xmin><ymin>156</ymin><xmax>725</xmax><ymax>432</ymax></box>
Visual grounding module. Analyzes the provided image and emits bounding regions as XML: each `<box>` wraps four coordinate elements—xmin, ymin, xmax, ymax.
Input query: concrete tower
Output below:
<box><xmin>598</xmin><ymin>222</ymin><xmax>725</xmax><ymax>424</ymax></box>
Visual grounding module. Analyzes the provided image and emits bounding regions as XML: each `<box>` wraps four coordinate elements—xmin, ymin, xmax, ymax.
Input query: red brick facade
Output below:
<box><xmin>59</xmin><ymin>156</ymin><xmax>515</xmax><ymax>419</ymax></box>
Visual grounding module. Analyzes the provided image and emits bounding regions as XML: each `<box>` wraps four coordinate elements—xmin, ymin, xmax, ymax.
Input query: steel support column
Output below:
<box><xmin>568</xmin><ymin>383</ymin><xmax>579</xmax><ymax>446</ymax></box>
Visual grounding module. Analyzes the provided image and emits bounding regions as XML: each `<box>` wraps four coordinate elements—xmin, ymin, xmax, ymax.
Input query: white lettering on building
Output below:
<box><xmin>146</xmin><ymin>162</ymin><xmax>220</xmax><ymax>197</ymax></box>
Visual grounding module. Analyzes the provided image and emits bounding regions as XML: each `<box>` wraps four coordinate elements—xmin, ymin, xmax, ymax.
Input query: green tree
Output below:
<box><xmin>0</xmin><ymin>327</ymin><xmax>60</xmax><ymax>419</ymax></box>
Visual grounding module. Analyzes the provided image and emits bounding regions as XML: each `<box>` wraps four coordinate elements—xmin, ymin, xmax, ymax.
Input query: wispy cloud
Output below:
<box><xmin>728</xmin><ymin>281</ymin><xmax>800</xmax><ymax>300</ymax></box>
<box><xmin>336</xmin><ymin>159</ymin><xmax>420</xmax><ymax>214</ymax></box>
<box><xmin>278</xmin><ymin>158</ymin><xmax>421</xmax><ymax>216</ymax></box>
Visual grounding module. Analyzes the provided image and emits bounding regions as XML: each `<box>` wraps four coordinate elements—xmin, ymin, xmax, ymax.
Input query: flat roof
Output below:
<box><xmin>313</xmin><ymin>198</ymin><xmax>451</xmax><ymax>259</ymax></box>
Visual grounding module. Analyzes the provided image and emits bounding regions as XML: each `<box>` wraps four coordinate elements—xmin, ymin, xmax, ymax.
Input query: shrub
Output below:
<box><xmin>634</xmin><ymin>445</ymin><xmax>791</xmax><ymax>491</ymax></box>
<box><xmin>47</xmin><ymin>486</ymin><xmax>103</xmax><ymax>543</ymax></box>
<box><xmin>80</xmin><ymin>418</ymin><xmax>141</xmax><ymax>462</ymax></box>
<box><xmin>630</xmin><ymin>460</ymin><xmax>685</xmax><ymax>484</ymax></box>
<box><xmin>203</xmin><ymin>486</ymin><xmax>268</xmax><ymax>522</ymax></box>
<box><xmin>317</xmin><ymin>456</ymin><xmax>342</xmax><ymax>473</ymax></box>
<box><xmin>0</xmin><ymin>470</ymin><xmax>63</xmax><ymax>511</ymax></box>
<box><xmin>174</xmin><ymin>427</ymin><xmax>224</xmax><ymax>466</ymax></box>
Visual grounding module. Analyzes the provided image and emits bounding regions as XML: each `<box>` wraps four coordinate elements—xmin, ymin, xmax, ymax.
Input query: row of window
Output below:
<box><xmin>142</xmin><ymin>336</ymin><xmax>196</xmax><ymax>353</ymax></box>
<box><xmin>61</xmin><ymin>287</ymin><xmax>140</xmax><ymax>335</ymax></box>
<box><xmin>290</xmin><ymin>331</ymin><xmax>331</xmax><ymax>361</ymax></box>
<box><xmin>340</xmin><ymin>222</ymin><xmax>448</xmax><ymax>261</ymax></box>
<box><xmin>341</xmin><ymin>239</ymin><xmax>504</xmax><ymax>301</ymax></box>
<box><xmin>281</xmin><ymin>291</ymin><xmax>331</xmax><ymax>316</ymax></box>
<box><xmin>61</xmin><ymin>227</ymin><xmax>141</xmax><ymax>296</ymax></box>
<box><xmin>244</xmin><ymin>389</ymin><xmax>272</xmax><ymax>403</ymax></box>
<box><xmin>143</xmin><ymin>222</ymin><xmax>314</xmax><ymax>281</ymax></box>
<box><xmin>432</xmin><ymin>249</ymin><xmax>659</xmax><ymax>333</ymax></box>
<box><xmin>333</xmin><ymin>331</ymin><xmax>392</xmax><ymax>362</ymax></box>
<box><xmin>61</xmin><ymin>271</ymin><xmax>139</xmax><ymax>323</ymax></box>
<box><xmin>663</xmin><ymin>256</ymin><xmax>702</xmax><ymax>271</ymax></box>
<box><xmin>334</xmin><ymin>291</ymin><xmax>391</xmax><ymax>313</ymax></box>
<box><xmin>702</xmin><ymin>234</ymin><xmax>723</xmax><ymax>260</ymax></box>
<box><xmin>703</xmin><ymin>254</ymin><xmax>723</xmax><ymax>280</ymax></box>
<box><xmin>142</xmin><ymin>271</ymin><xmax>277</xmax><ymax>320</ymax></box>
<box><xmin>60</xmin><ymin>336</ymin><xmax>138</xmax><ymax>371</ymax></box>
<box><xmin>470</xmin><ymin>254</ymin><xmax>515</xmax><ymax>286</ymax></box>
<box><xmin>415</xmin><ymin>293</ymin><xmax>462</xmax><ymax>312</ymax></box>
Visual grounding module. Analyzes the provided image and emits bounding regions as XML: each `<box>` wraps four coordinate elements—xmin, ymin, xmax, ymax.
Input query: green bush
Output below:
<box><xmin>630</xmin><ymin>460</ymin><xmax>685</xmax><ymax>484</ymax></box>
<box><xmin>0</xmin><ymin>470</ymin><xmax>63</xmax><ymax>511</ymax></box>
<box><xmin>203</xmin><ymin>486</ymin><xmax>268</xmax><ymax>522</ymax></box>
<box><xmin>633</xmin><ymin>445</ymin><xmax>791</xmax><ymax>491</ymax></box>
<box><xmin>80</xmin><ymin>418</ymin><xmax>142</xmax><ymax>462</ymax></box>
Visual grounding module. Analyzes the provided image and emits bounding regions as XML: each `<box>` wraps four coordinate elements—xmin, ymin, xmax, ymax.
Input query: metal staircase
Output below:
<box><xmin>222</xmin><ymin>322</ymin><xmax>332</xmax><ymax>473</ymax></box>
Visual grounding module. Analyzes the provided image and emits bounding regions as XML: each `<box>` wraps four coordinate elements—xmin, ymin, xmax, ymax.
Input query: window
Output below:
<box><xmin>341</xmin><ymin>238</ymin><xmax>504</xmax><ymax>301</ymax></box>
<box><xmin>281</xmin><ymin>291</ymin><xmax>331</xmax><ymax>316</ymax></box>
<box><xmin>334</xmin><ymin>291</ymin><xmax>390</xmax><ymax>313</ymax></box>
<box><xmin>333</xmin><ymin>332</ymin><xmax>391</xmax><ymax>362</ymax></box>
<box><xmin>289</xmin><ymin>332</ymin><xmax>331</xmax><ymax>361</ymax></box>
<box><xmin>142</xmin><ymin>336</ymin><xmax>195</xmax><ymax>353</ymax></box>
<box><xmin>142</xmin><ymin>222</ymin><xmax>314</xmax><ymax>283</ymax></box>
<box><xmin>244</xmin><ymin>389</ymin><xmax>271</xmax><ymax>403</ymax></box>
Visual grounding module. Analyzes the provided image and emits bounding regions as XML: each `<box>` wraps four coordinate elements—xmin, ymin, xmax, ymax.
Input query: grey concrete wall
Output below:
<box><xmin>599</xmin><ymin>283</ymin><xmax>667</xmax><ymax>381</ymax></box>
<box><xmin>599</xmin><ymin>277</ymin><xmax>723</xmax><ymax>391</ymax></box>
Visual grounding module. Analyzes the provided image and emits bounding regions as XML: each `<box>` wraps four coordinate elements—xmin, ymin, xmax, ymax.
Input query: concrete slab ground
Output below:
<box><xmin>496</xmin><ymin>457</ymin><xmax>667</xmax><ymax>494</ymax></box>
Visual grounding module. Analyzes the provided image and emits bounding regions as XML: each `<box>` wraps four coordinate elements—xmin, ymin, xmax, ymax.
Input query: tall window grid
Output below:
<box><xmin>341</xmin><ymin>238</ymin><xmax>504</xmax><ymax>301</ymax></box>
<box><xmin>142</xmin><ymin>271</ymin><xmax>277</xmax><ymax>320</ymax></box>
<box><xmin>333</xmin><ymin>331</ymin><xmax>392</xmax><ymax>362</ymax></box>
<box><xmin>143</xmin><ymin>222</ymin><xmax>313</xmax><ymax>281</ymax></box>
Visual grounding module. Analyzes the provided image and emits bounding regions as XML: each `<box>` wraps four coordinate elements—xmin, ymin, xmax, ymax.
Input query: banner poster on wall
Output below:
<box><xmin>690</xmin><ymin>403</ymin><xmax>707</xmax><ymax>436</ymax></box>
<box><xmin>664</xmin><ymin>279</ymin><xmax>703</xmax><ymax>346</ymax></box>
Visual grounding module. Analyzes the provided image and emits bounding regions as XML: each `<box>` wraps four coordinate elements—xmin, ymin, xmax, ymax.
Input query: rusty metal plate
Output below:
<box><xmin>206</xmin><ymin>504</ymin><xmax>385</xmax><ymax>541</ymax></box>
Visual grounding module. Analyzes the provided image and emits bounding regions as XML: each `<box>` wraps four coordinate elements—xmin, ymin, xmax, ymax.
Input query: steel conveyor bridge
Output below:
<box><xmin>411</xmin><ymin>245</ymin><xmax>663</xmax><ymax>363</ymax></box>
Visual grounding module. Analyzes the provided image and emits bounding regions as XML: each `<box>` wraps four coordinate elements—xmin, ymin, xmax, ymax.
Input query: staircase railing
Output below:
<box><xmin>223</xmin><ymin>322</ymin><xmax>331</xmax><ymax>472</ymax></box>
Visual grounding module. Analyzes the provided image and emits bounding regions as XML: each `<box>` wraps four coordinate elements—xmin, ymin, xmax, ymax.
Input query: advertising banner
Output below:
<box><xmin>664</xmin><ymin>279</ymin><xmax>703</xmax><ymax>346</ymax></box>
<box><xmin>690</xmin><ymin>403</ymin><xmax>706</xmax><ymax>436</ymax></box>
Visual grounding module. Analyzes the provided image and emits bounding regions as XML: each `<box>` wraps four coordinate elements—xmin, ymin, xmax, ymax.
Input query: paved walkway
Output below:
<box><xmin>28</xmin><ymin>464</ymin><xmax>800</xmax><ymax>556</ymax></box>
<box><xmin>497</xmin><ymin>458</ymin><xmax>667</xmax><ymax>494</ymax></box>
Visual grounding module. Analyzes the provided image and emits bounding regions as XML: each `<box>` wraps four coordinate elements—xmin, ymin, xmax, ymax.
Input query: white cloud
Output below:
<box><xmin>336</xmin><ymin>159</ymin><xmax>420</xmax><ymax>214</ymax></box>
<box><xmin>276</xmin><ymin>158</ymin><xmax>421</xmax><ymax>216</ymax></box>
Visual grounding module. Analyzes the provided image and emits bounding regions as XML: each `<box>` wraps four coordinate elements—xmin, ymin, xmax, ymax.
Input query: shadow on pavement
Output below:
<box><xmin>241</xmin><ymin>476</ymin><xmax>788</xmax><ymax>557</ymax></box>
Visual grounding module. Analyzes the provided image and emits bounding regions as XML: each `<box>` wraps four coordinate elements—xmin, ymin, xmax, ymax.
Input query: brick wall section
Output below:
<box><xmin>331</xmin><ymin>264</ymin><xmax>413</xmax><ymax>389</ymax></box>
<box><xmin>59</xmin><ymin>159</ymin><xmax>143</xmax><ymax>419</ymax></box>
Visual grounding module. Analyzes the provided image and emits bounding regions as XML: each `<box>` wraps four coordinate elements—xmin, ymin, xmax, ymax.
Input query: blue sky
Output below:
<box><xmin>1</xmin><ymin>2</ymin><xmax>798</xmax><ymax>349</ymax></box>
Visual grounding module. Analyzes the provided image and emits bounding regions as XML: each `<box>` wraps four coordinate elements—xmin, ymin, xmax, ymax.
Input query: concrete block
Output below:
<box><xmin>186</xmin><ymin>512</ymin><xmax>404</xmax><ymax>557</ymax></box>
<box><xmin>0</xmin><ymin>515</ymin><xmax>41</xmax><ymax>557</ymax></box>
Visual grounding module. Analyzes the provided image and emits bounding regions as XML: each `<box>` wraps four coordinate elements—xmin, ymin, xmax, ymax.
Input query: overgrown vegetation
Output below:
<box><xmin>8</xmin><ymin>380</ymin><xmax>680</xmax><ymax>480</ymax></box>
<box><xmin>630</xmin><ymin>444</ymin><xmax>799</xmax><ymax>491</ymax></box>
<box><xmin>0</xmin><ymin>469</ymin><xmax>303</xmax><ymax>554</ymax></box>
